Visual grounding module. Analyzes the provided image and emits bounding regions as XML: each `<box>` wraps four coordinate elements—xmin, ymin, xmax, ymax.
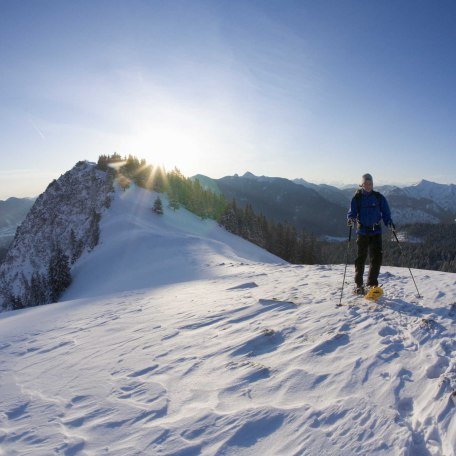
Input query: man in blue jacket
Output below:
<box><xmin>347</xmin><ymin>173</ymin><xmax>393</xmax><ymax>294</ymax></box>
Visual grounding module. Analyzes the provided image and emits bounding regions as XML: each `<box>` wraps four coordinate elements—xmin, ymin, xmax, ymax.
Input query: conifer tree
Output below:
<box><xmin>69</xmin><ymin>229</ymin><xmax>79</xmax><ymax>264</ymax></box>
<box><xmin>153</xmin><ymin>196</ymin><xmax>163</xmax><ymax>214</ymax></box>
<box><xmin>11</xmin><ymin>295</ymin><xmax>23</xmax><ymax>310</ymax></box>
<box><xmin>220</xmin><ymin>201</ymin><xmax>238</xmax><ymax>234</ymax></box>
<box><xmin>168</xmin><ymin>187</ymin><xmax>180</xmax><ymax>211</ymax></box>
<box><xmin>30</xmin><ymin>272</ymin><xmax>47</xmax><ymax>306</ymax></box>
<box><xmin>88</xmin><ymin>209</ymin><xmax>101</xmax><ymax>250</ymax></box>
<box><xmin>48</xmin><ymin>245</ymin><xmax>72</xmax><ymax>303</ymax></box>
<box><xmin>153</xmin><ymin>167</ymin><xmax>166</xmax><ymax>192</ymax></box>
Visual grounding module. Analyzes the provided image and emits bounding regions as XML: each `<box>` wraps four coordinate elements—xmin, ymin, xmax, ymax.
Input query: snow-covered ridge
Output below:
<box><xmin>227</xmin><ymin>173</ymin><xmax>456</xmax><ymax>226</ymax></box>
<box><xmin>0</xmin><ymin>161</ymin><xmax>114</xmax><ymax>310</ymax></box>
<box><xmin>63</xmin><ymin>183</ymin><xmax>282</xmax><ymax>301</ymax></box>
<box><xmin>1</xmin><ymin>264</ymin><xmax>455</xmax><ymax>454</ymax></box>
<box><xmin>403</xmin><ymin>180</ymin><xmax>456</xmax><ymax>213</ymax></box>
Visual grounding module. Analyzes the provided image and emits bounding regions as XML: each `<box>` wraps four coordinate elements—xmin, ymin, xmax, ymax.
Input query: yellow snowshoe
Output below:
<box><xmin>364</xmin><ymin>286</ymin><xmax>383</xmax><ymax>301</ymax></box>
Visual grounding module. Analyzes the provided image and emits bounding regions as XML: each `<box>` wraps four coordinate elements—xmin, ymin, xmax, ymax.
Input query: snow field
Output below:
<box><xmin>1</xmin><ymin>263</ymin><xmax>455</xmax><ymax>455</ymax></box>
<box><xmin>0</xmin><ymin>185</ymin><xmax>455</xmax><ymax>455</ymax></box>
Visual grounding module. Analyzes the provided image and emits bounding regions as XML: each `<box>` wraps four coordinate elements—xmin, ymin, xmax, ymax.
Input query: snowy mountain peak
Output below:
<box><xmin>416</xmin><ymin>179</ymin><xmax>439</xmax><ymax>188</ymax></box>
<box><xmin>403</xmin><ymin>179</ymin><xmax>456</xmax><ymax>212</ymax></box>
<box><xmin>0</xmin><ymin>161</ymin><xmax>115</xmax><ymax>310</ymax></box>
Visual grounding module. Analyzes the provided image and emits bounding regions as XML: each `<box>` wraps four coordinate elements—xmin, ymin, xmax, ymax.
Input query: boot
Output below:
<box><xmin>353</xmin><ymin>285</ymin><xmax>365</xmax><ymax>295</ymax></box>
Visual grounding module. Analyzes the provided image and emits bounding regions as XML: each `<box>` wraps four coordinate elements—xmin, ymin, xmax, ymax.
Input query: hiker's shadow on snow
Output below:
<box><xmin>382</xmin><ymin>298</ymin><xmax>455</xmax><ymax>322</ymax></box>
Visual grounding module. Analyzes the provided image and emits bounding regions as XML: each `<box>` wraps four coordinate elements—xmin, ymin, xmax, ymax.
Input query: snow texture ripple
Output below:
<box><xmin>0</xmin><ymin>185</ymin><xmax>455</xmax><ymax>455</ymax></box>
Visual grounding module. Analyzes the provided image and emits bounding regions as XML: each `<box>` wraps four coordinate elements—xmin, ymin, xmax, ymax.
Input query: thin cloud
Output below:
<box><xmin>28</xmin><ymin>115</ymin><xmax>46</xmax><ymax>140</ymax></box>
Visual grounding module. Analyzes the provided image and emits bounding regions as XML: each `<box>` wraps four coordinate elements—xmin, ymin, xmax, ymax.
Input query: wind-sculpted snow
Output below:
<box><xmin>0</xmin><ymin>264</ymin><xmax>455</xmax><ymax>455</ymax></box>
<box><xmin>1</xmin><ymin>181</ymin><xmax>455</xmax><ymax>454</ymax></box>
<box><xmin>0</xmin><ymin>161</ymin><xmax>114</xmax><ymax>310</ymax></box>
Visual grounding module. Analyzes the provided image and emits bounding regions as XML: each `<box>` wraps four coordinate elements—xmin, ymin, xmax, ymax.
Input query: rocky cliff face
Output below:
<box><xmin>0</xmin><ymin>161</ymin><xmax>114</xmax><ymax>311</ymax></box>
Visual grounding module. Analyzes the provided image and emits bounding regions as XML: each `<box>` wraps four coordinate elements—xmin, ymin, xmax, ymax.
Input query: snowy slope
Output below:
<box><xmin>1</xmin><ymin>186</ymin><xmax>455</xmax><ymax>456</ymax></box>
<box><xmin>64</xmin><ymin>184</ymin><xmax>282</xmax><ymax>301</ymax></box>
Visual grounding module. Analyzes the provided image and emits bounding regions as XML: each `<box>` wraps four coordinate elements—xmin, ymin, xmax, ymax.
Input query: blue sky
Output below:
<box><xmin>1</xmin><ymin>0</ymin><xmax>455</xmax><ymax>199</ymax></box>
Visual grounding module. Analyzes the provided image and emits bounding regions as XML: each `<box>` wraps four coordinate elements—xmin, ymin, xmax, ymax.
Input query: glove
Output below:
<box><xmin>347</xmin><ymin>218</ymin><xmax>356</xmax><ymax>227</ymax></box>
<box><xmin>387</xmin><ymin>221</ymin><xmax>395</xmax><ymax>230</ymax></box>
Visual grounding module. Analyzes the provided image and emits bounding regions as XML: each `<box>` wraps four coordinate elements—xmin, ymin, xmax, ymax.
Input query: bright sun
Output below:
<box><xmin>124</xmin><ymin>119</ymin><xmax>210</xmax><ymax>175</ymax></box>
<box><xmin>117</xmin><ymin>99</ymin><xmax>240</xmax><ymax>178</ymax></box>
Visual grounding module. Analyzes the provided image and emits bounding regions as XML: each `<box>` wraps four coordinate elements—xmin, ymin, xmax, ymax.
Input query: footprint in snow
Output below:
<box><xmin>393</xmin><ymin>368</ymin><xmax>413</xmax><ymax>406</ymax></box>
<box><xmin>377</xmin><ymin>340</ymin><xmax>404</xmax><ymax>362</ymax></box>
<box><xmin>425</xmin><ymin>357</ymin><xmax>450</xmax><ymax>379</ymax></box>
<box><xmin>448</xmin><ymin>303</ymin><xmax>456</xmax><ymax>318</ymax></box>
<box><xmin>378</xmin><ymin>326</ymin><xmax>398</xmax><ymax>337</ymax></box>
<box><xmin>404</xmin><ymin>429</ymin><xmax>431</xmax><ymax>456</ymax></box>
<box><xmin>439</xmin><ymin>337</ymin><xmax>456</xmax><ymax>356</ymax></box>
<box><xmin>397</xmin><ymin>397</ymin><xmax>414</xmax><ymax>418</ymax></box>
<box><xmin>410</xmin><ymin>318</ymin><xmax>446</xmax><ymax>346</ymax></box>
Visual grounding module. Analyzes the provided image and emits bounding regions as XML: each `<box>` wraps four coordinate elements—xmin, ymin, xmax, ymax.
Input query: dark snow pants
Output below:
<box><xmin>354</xmin><ymin>233</ymin><xmax>383</xmax><ymax>287</ymax></box>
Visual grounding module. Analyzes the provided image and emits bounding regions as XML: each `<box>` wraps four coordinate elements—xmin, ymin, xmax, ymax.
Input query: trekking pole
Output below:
<box><xmin>390</xmin><ymin>225</ymin><xmax>421</xmax><ymax>298</ymax></box>
<box><xmin>337</xmin><ymin>224</ymin><xmax>352</xmax><ymax>307</ymax></box>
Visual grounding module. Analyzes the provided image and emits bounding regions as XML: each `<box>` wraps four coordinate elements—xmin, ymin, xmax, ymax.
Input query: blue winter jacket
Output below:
<box><xmin>347</xmin><ymin>189</ymin><xmax>392</xmax><ymax>235</ymax></box>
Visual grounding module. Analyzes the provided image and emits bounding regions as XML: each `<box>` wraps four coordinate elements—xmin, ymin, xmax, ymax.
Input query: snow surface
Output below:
<box><xmin>63</xmin><ymin>185</ymin><xmax>282</xmax><ymax>301</ymax></box>
<box><xmin>1</xmin><ymin>186</ymin><xmax>456</xmax><ymax>455</ymax></box>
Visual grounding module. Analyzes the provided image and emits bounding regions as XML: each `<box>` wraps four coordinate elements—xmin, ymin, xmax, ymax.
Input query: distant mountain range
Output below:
<box><xmin>0</xmin><ymin>197</ymin><xmax>35</xmax><ymax>245</ymax></box>
<box><xmin>2</xmin><ymin>172</ymin><xmax>455</xmax><ymax>256</ymax></box>
<box><xmin>214</xmin><ymin>173</ymin><xmax>348</xmax><ymax>236</ymax></box>
<box><xmin>194</xmin><ymin>172</ymin><xmax>456</xmax><ymax>236</ymax></box>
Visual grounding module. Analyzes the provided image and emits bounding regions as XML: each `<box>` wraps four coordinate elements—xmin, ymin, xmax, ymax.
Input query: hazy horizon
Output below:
<box><xmin>2</xmin><ymin>1</ymin><xmax>456</xmax><ymax>199</ymax></box>
<box><xmin>2</xmin><ymin>161</ymin><xmax>453</xmax><ymax>201</ymax></box>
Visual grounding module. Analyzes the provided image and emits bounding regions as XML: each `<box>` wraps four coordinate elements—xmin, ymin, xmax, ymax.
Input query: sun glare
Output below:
<box><xmin>127</xmin><ymin>122</ymin><xmax>207</xmax><ymax>175</ymax></box>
